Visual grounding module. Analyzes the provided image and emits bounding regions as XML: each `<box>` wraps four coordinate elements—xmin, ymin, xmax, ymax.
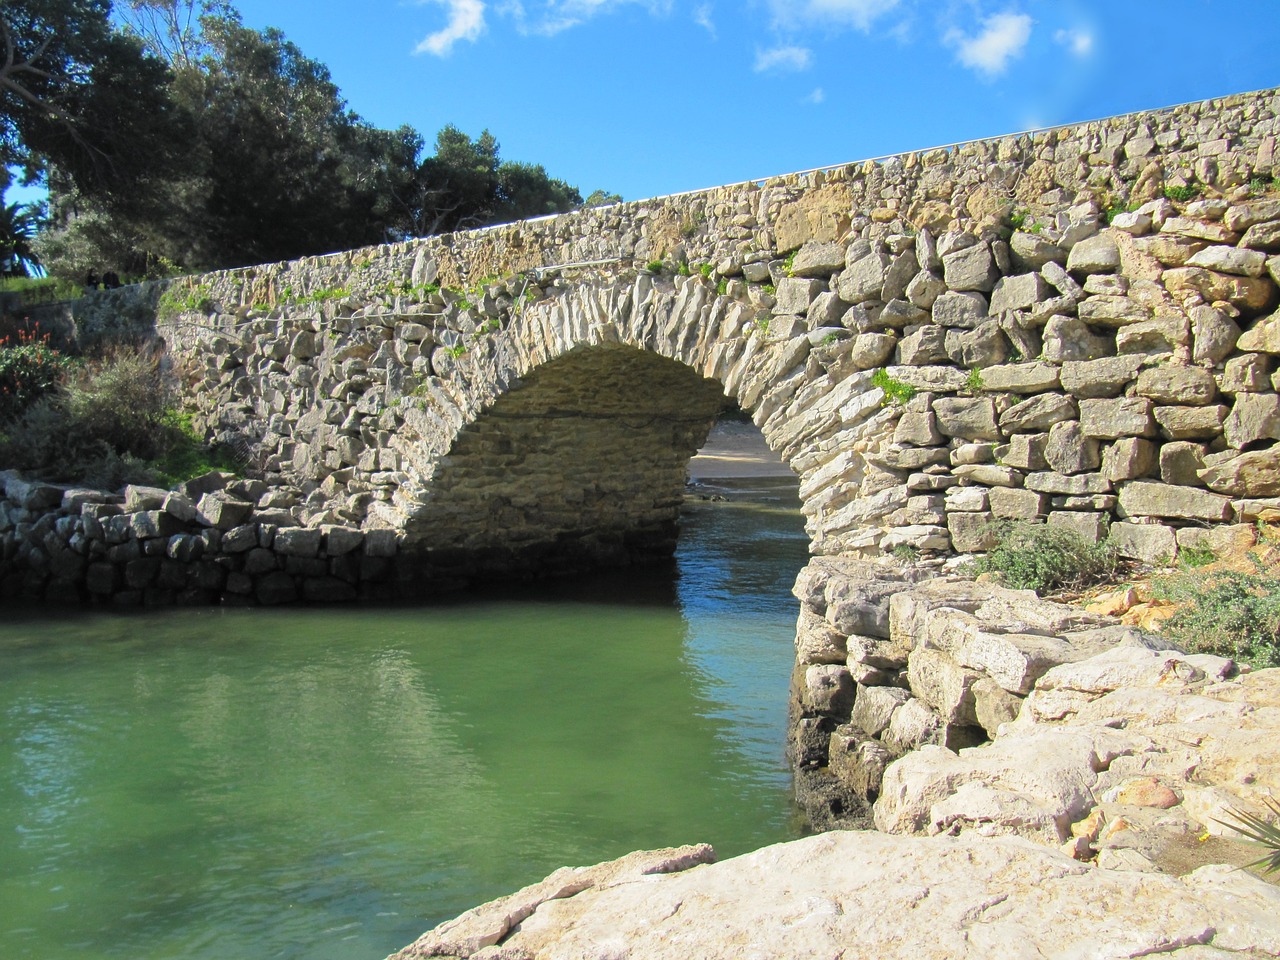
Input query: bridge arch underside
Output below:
<box><xmin>400</xmin><ymin>344</ymin><xmax>733</xmax><ymax>578</ymax></box>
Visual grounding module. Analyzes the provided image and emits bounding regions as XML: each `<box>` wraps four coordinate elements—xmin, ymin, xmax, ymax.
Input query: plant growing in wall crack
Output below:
<box><xmin>872</xmin><ymin>367</ymin><xmax>916</xmax><ymax>406</ymax></box>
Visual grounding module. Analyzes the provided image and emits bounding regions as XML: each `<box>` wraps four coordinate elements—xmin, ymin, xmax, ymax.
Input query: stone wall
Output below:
<box><xmin>7</xmin><ymin>86</ymin><xmax>1280</xmax><ymax>600</ymax></box>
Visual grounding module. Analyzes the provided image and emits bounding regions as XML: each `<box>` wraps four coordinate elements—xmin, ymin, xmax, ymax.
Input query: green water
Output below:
<box><xmin>0</xmin><ymin>478</ymin><xmax>809</xmax><ymax>960</ymax></box>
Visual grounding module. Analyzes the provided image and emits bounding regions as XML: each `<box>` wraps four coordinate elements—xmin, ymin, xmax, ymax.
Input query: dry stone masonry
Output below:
<box><xmin>6</xmin><ymin>85</ymin><xmax>1280</xmax><ymax>600</ymax></box>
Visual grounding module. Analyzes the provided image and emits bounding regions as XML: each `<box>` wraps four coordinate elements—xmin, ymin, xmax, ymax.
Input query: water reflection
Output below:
<box><xmin>0</xmin><ymin>477</ymin><xmax>808</xmax><ymax>960</ymax></box>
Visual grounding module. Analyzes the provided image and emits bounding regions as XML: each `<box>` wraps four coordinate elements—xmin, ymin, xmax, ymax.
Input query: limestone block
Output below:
<box><xmin>1116</xmin><ymin>317</ymin><xmax>1185</xmax><ymax>357</ymax></box>
<box><xmin>1025</xmin><ymin>472</ymin><xmax>1112</xmax><ymax>496</ymax></box>
<box><xmin>846</xmin><ymin>632</ymin><xmax>912</xmax><ymax>670</ymax></box>
<box><xmin>1225</xmin><ymin>198</ymin><xmax>1280</xmax><ymax>231</ymax></box>
<box><xmin>934</xmin><ymin>397</ymin><xmax>1000</xmax><ymax>441</ymax></box>
<box><xmin>775</xmin><ymin>277</ymin><xmax>825</xmax><ymax>314</ymax></box>
<box><xmin>1047</xmin><ymin>510</ymin><xmax>1110</xmax><ymax>544</ymax></box>
<box><xmin>999</xmin><ymin>394</ymin><xmax>1076</xmax><ymax>433</ymax></box>
<box><xmin>882</xmin><ymin>698</ymin><xmax>944</xmax><ymax>755</ymax></box>
<box><xmin>827</xmin><ymin>727</ymin><xmax>893</xmax><ymax>798</ymax></box>
<box><xmin>124</xmin><ymin>485</ymin><xmax>169</xmax><ymax>512</ymax></box>
<box><xmin>322</xmin><ymin>525</ymin><xmax>364</xmax><ymax>556</ymax></box>
<box><xmin>905</xmin><ymin>269</ymin><xmax>946</xmax><ymax>310</ymax></box>
<box><xmin>898</xmin><ymin>325</ymin><xmax>949</xmax><ymax>365</ymax></box>
<box><xmin>1109</xmin><ymin>521</ymin><xmax>1177</xmax><ymax>564</ymax></box>
<box><xmin>837</xmin><ymin>251</ymin><xmax>890</xmax><ymax>304</ymax></box>
<box><xmin>1153</xmin><ymin>404</ymin><xmax>1227</xmax><ymax>440</ymax></box>
<box><xmin>1190</xmin><ymin>304</ymin><xmax>1241</xmax><ymax>364</ymax></box>
<box><xmin>989</xmin><ymin>487</ymin><xmax>1048</xmax><ymax>520</ymax></box>
<box><xmin>882</xmin><ymin>252</ymin><xmax>919</xmax><ymax>302</ymax></box>
<box><xmin>878</xmin><ymin>299</ymin><xmax>929</xmax><ymax>328</ymax></box>
<box><xmin>849</xmin><ymin>684</ymin><xmax>911</xmax><ymax>737</ymax></box>
<box><xmin>1176</xmin><ymin>523</ymin><xmax>1257</xmax><ymax>559</ymax></box>
<box><xmin>789</xmin><ymin>241</ymin><xmax>846</xmax><ymax>278</ymax></box>
<box><xmin>1003</xmin><ymin>433</ymin><xmax>1048</xmax><ymax>471</ymax></box>
<box><xmin>1079</xmin><ymin>397</ymin><xmax>1155</xmax><ymax>439</ymax></box>
<box><xmin>979</xmin><ymin>362</ymin><xmax>1060</xmax><ymax>393</ymax></box>
<box><xmin>1044</xmin><ymin>421</ymin><xmax>1100</xmax><ymax>475</ymax></box>
<box><xmin>162</xmin><ymin>492</ymin><xmax>197</xmax><ymax>523</ymax></box>
<box><xmin>221</xmin><ymin>524</ymin><xmax>258</xmax><ymax>553</ymax></box>
<box><xmin>1163</xmin><ymin>266</ymin><xmax>1275</xmax><ymax>313</ymax></box>
<box><xmin>130</xmin><ymin>510</ymin><xmax>184</xmax><ymax>540</ymax></box>
<box><xmin>953</xmin><ymin>464</ymin><xmax>1021</xmax><ymax>487</ymax></box>
<box><xmin>1010</xmin><ymin>231</ymin><xmax>1066</xmax><ymax>269</ymax></box>
<box><xmin>989</xmin><ymin>273</ymin><xmax>1049</xmax><ymax>314</ymax></box>
<box><xmin>1118</xmin><ymin>480</ymin><xmax>1231</xmax><ymax>522</ymax></box>
<box><xmin>1040</xmin><ymin>261</ymin><xmax>1084</xmax><ymax>301</ymax></box>
<box><xmin>951</xmin><ymin>443</ymin><xmax>997</xmax><ymax>466</ymax></box>
<box><xmin>1199</xmin><ymin>449</ymin><xmax>1280</xmax><ymax>497</ymax></box>
<box><xmin>1242</xmin><ymin>220</ymin><xmax>1280</xmax><ymax>252</ymax></box>
<box><xmin>931</xmin><ymin>291</ymin><xmax>988</xmax><ymax>328</ymax></box>
<box><xmin>274</xmin><ymin>526</ymin><xmax>322</xmax><ymax>558</ymax></box>
<box><xmin>196</xmin><ymin>492</ymin><xmax>254</xmax><ymax>530</ymax></box>
<box><xmin>1187</xmin><ymin>244</ymin><xmax>1268</xmax><ymax>278</ymax></box>
<box><xmin>1134</xmin><ymin>366</ymin><xmax>1217</xmax><ymax>406</ymax></box>
<box><xmin>1130</xmin><ymin>232</ymin><xmax>1207</xmax><ymax>266</ymax></box>
<box><xmin>972</xmin><ymin>676</ymin><xmax>1023</xmax><ymax>736</ymax></box>
<box><xmin>1159</xmin><ymin>442</ymin><xmax>1206</xmax><ymax>486</ymax></box>
<box><xmin>1041</xmin><ymin>316</ymin><xmax>1114</xmax><ymax>363</ymax></box>
<box><xmin>824</xmin><ymin>572</ymin><xmax>907</xmax><ymax>639</ymax></box>
<box><xmin>946</xmin><ymin>486</ymin><xmax>989</xmax><ymax>512</ymax></box>
<box><xmin>1066</xmin><ymin>232</ymin><xmax>1120</xmax><ymax>274</ymax></box>
<box><xmin>803</xmin><ymin>664</ymin><xmax>855</xmax><ymax>716</ymax></box>
<box><xmin>945</xmin><ymin>321</ymin><xmax>1009</xmax><ymax>368</ymax></box>
<box><xmin>908</xmin><ymin>647</ymin><xmax>983</xmax><ymax>727</ymax></box>
<box><xmin>1161</xmin><ymin>216</ymin><xmax>1239</xmax><ymax>243</ymax></box>
<box><xmin>893</xmin><ymin>406</ymin><xmax>943</xmax><ymax>448</ymax></box>
<box><xmin>806</xmin><ymin>292</ymin><xmax>847</xmax><ymax>329</ymax></box>
<box><xmin>881</xmin><ymin>525</ymin><xmax>951</xmax><ymax>552</ymax></box>
<box><xmin>796</xmin><ymin>608</ymin><xmax>847</xmax><ymax>666</ymax></box>
<box><xmin>1221</xmin><ymin>353</ymin><xmax>1272</xmax><ymax>393</ymax></box>
<box><xmin>1059</xmin><ymin>356</ymin><xmax>1142</xmax><ymax>399</ymax></box>
<box><xmin>849</xmin><ymin>332</ymin><xmax>896</xmax><ymax>369</ymax></box>
<box><xmin>1237</xmin><ymin>310</ymin><xmax>1280</xmax><ymax>353</ymax></box>
<box><xmin>947</xmin><ymin>511</ymin><xmax>998</xmax><ymax>552</ymax></box>
<box><xmin>943</xmin><ymin>242</ymin><xmax>998</xmax><ymax>292</ymax></box>
<box><xmin>1223</xmin><ymin>392</ymin><xmax>1280</xmax><ymax>447</ymax></box>
<box><xmin>1078</xmin><ymin>296</ymin><xmax>1150</xmax><ymax>327</ymax></box>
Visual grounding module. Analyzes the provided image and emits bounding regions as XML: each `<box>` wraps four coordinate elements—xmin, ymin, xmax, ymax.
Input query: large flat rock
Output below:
<box><xmin>388</xmin><ymin>831</ymin><xmax>1280</xmax><ymax>959</ymax></box>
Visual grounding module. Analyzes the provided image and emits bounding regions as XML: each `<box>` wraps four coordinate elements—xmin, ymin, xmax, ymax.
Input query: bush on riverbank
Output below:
<box><xmin>967</xmin><ymin>522</ymin><xmax>1121</xmax><ymax>594</ymax></box>
<box><xmin>0</xmin><ymin>344</ymin><xmax>237</xmax><ymax>488</ymax></box>
<box><xmin>1154</xmin><ymin>559</ymin><xmax>1280</xmax><ymax>669</ymax></box>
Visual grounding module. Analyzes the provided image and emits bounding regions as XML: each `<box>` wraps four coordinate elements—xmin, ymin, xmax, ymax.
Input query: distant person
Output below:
<box><xmin>103</xmin><ymin>271</ymin><xmax>121</xmax><ymax>289</ymax></box>
<box><xmin>85</xmin><ymin>270</ymin><xmax>100</xmax><ymax>292</ymax></box>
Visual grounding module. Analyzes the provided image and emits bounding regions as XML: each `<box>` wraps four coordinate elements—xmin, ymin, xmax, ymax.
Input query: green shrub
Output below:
<box><xmin>1164</xmin><ymin>183</ymin><xmax>1200</xmax><ymax>203</ymax></box>
<box><xmin>0</xmin><ymin>324</ymin><xmax>77</xmax><ymax>421</ymax></box>
<box><xmin>0</xmin><ymin>344</ymin><xmax>233</xmax><ymax>487</ymax></box>
<box><xmin>969</xmin><ymin>522</ymin><xmax>1119</xmax><ymax>594</ymax></box>
<box><xmin>1152</xmin><ymin>561</ymin><xmax>1280</xmax><ymax>669</ymax></box>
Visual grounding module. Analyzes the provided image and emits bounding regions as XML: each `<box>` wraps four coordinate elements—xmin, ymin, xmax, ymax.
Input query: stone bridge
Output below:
<box><xmin>17</xmin><ymin>83</ymin><xmax>1280</xmax><ymax>598</ymax></box>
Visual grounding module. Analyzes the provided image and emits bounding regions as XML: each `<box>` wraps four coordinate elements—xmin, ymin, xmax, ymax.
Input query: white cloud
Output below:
<box><xmin>694</xmin><ymin>3</ymin><xmax>715</xmax><ymax>37</ymax></box>
<box><xmin>415</xmin><ymin>0</ymin><xmax>487</xmax><ymax>55</ymax></box>
<box><xmin>945</xmin><ymin>11</ymin><xmax>1032</xmax><ymax>77</ymax></box>
<box><xmin>1054</xmin><ymin>27</ymin><xmax>1093</xmax><ymax>57</ymax></box>
<box><xmin>769</xmin><ymin>0</ymin><xmax>900</xmax><ymax>32</ymax></box>
<box><xmin>805</xmin><ymin>87</ymin><xmax>825</xmax><ymax>104</ymax></box>
<box><xmin>754</xmin><ymin>45</ymin><xmax>813</xmax><ymax>72</ymax></box>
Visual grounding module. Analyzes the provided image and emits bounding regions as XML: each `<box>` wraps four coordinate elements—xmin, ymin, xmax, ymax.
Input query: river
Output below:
<box><xmin>0</xmin><ymin>472</ymin><xmax>809</xmax><ymax>959</ymax></box>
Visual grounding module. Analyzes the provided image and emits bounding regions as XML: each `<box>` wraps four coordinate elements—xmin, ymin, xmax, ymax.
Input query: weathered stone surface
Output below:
<box><xmin>1044</xmin><ymin>421</ymin><xmax>1100</xmax><ymax>475</ymax></box>
<box><xmin>988</xmin><ymin>487</ymin><xmax>1047</xmax><ymax>520</ymax></box>
<box><xmin>1041</xmin><ymin>316</ymin><xmax>1114</xmax><ymax>363</ymax></box>
<box><xmin>1154</xmin><ymin>404</ymin><xmax>1227</xmax><ymax>440</ymax></box>
<box><xmin>933</xmin><ymin>397</ymin><xmax>1000</xmax><ymax>441</ymax></box>
<box><xmin>389</xmin><ymin>831</ymin><xmax>1280</xmax><ymax>960</ymax></box>
<box><xmin>1066</xmin><ymin>231</ymin><xmax>1120</xmax><ymax>274</ymax></box>
<box><xmin>1224</xmin><ymin>392</ymin><xmax>1280</xmax><ymax>447</ymax></box>
<box><xmin>1079</xmin><ymin>397</ymin><xmax>1155</xmax><ymax>438</ymax></box>
<box><xmin>942</xmin><ymin>242</ymin><xmax>998</xmax><ymax>292</ymax></box>
<box><xmin>1117</xmin><ymin>480</ymin><xmax>1231</xmax><ymax>521</ymax></box>
<box><xmin>197</xmin><ymin>493</ymin><xmax>254</xmax><ymax>530</ymax></box>
<box><xmin>1200</xmin><ymin>449</ymin><xmax>1280</xmax><ymax>496</ymax></box>
<box><xmin>1109</xmin><ymin>521</ymin><xmax>1177</xmax><ymax>563</ymax></box>
<box><xmin>1002</xmin><ymin>432</ymin><xmax>1048</xmax><ymax>470</ymax></box>
<box><xmin>1237</xmin><ymin>309</ymin><xmax>1280</xmax><ymax>352</ymax></box>
<box><xmin>989</xmin><ymin>273</ymin><xmax>1049</xmax><ymax>314</ymax></box>
<box><xmin>978</xmin><ymin>362</ymin><xmax>1059</xmax><ymax>393</ymax></box>
<box><xmin>1057</xmin><ymin>355</ymin><xmax>1142</xmax><ymax>399</ymax></box>
<box><xmin>998</xmin><ymin>394</ymin><xmax>1075</xmax><ymax>433</ymax></box>
<box><xmin>930</xmin><ymin>291</ymin><xmax>988</xmax><ymax>328</ymax></box>
<box><xmin>1187</xmin><ymin>244</ymin><xmax>1269</xmax><ymax>277</ymax></box>
<box><xmin>1010</xmin><ymin>230</ymin><xmax>1065</xmax><ymax>269</ymax></box>
<box><xmin>1159</xmin><ymin>441</ymin><xmax>1207</xmax><ymax>486</ymax></box>
<box><xmin>1134</xmin><ymin>366</ymin><xmax>1217</xmax><ymax>406</ymax></box>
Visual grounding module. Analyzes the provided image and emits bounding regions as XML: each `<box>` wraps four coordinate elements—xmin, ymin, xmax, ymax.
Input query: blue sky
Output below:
<box><xmin>8</xmin><ymin>0</ymin><xmax>1280</xmax><ymax>208</ymax></box>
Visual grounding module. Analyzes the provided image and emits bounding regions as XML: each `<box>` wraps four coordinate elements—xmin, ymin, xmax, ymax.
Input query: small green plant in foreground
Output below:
<box><xmin>645</xmin><ymin>260</ymin><xmax>665</xmax><ymax>274</ymax></box>
<box><xmin>968</xmin><ymin>522</ymin><xmax>1119</xmax><ymax>594</ymax></box>
<box><xmin>965</xmin><ymin>368</ymin><xmax>985</xmax><ymax>392</ymax></box>
<box><xmin>1216</xmin><ymin>797</ymin><xmax>1280</xmax><ymax>874</ymax></box>
<box><xmin>699</xmin><ymin>263</ymin><xmax>714</xmax><ymax>279</ymax></box>
<box><xmin>1152</xmin><ymin>560</ymin><xmax>1280</xmax><ymax>669</ymax></box>
<box><xmin>872</xmin><ymin>367</ymin><xmax>917</xmax><ymax>406</ymax></box>
<box><xmin>783</xmin><ymin>249</ymin><xmax>798</xmax><ymax>276</ymax></box>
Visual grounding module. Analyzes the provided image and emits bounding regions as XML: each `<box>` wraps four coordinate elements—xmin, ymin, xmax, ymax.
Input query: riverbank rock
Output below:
<box><xmin>388</xmin><ymin>830</ymin><xmax>1280</xmax><ymax>959</ymax></box>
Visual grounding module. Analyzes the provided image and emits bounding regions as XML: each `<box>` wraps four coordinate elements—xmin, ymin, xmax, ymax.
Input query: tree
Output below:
<box><xmin>1</xmin><ymin>0</ymin><xmax>174</xmax><ymax>195</ymax></box>
<box><xmin>0</xmin><ymin>201</ymin><xmax>41</xmax><ymax>276</ymax></box>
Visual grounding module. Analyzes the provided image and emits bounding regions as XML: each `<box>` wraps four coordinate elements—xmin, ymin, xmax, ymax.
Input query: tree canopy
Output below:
<box><xmin>13</xmin><ymin>0</ymin><xmax>606</xmax><ymax>278</ymax></box>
